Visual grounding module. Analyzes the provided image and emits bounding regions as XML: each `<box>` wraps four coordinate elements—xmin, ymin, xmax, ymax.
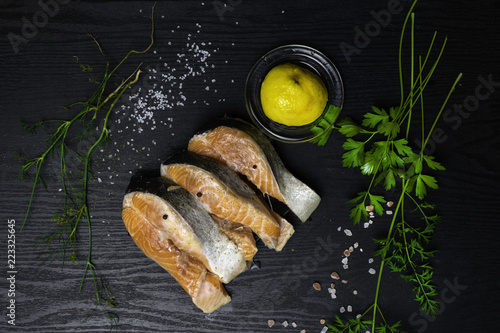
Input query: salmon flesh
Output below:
<box><xmin>161</xmin><ymin>151</ymin><xmax>294</xmax><ymax>251</ymax></box>
<box><xmin>187</xmin><ymin>117</ymin><xmax>321</xmax><ymax>222</ymax></box>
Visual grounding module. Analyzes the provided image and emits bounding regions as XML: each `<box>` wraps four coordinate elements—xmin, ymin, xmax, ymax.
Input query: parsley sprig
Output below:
<box><xmin>17</xmin><ymin>6</ymin><xmax>155</xmax><ymax>327</ymax></box>
<box><xmin>318</xmin><ymin>1</ymin><xmax>462</xmax><ymax>332</ymax></box>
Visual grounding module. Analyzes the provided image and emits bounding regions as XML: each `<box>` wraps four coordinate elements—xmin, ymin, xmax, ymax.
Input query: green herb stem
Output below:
<box><xmin>371</xmin><ymin>179</ymin><xmax>409</xmax><ymax>332</ymax></box>
<box><xmin>328</xmin><ymin>0</ymin><xmax>460</xmax><ymax>331</ymax></box>
<box><xmin>421</xmin><ymin>72</ymin><xmax>463</xmax><ymax>153</ymax></box>
<box><xmin>406</xmin><ymin>13</ymin><xmax>415</xmax><ymax>140</ymax></box>
<box><xmin>19</xmin><ymin>4</ymin><xmax>155</xmax><ymax>326</ymax></box>
<box><xmin>398</xmin><ymin>0</ymin><xmax>419</xmax><ymax>108</ymax></box>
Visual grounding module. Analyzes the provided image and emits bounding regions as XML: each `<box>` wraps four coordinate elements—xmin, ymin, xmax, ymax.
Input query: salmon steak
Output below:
<box><xmin>161</xmin><ymin>151</ymin><xmax>294</xmax><ymax>251</ymax></box>
<box><xmin>122</xmin><ymin>174</ymin><xmax>248</xmax><ymax>312</ymax></box>
<box><xmin>187</xmin><ymin>117</ymin><xmax>321</xmax><ymax>222</ymax></box>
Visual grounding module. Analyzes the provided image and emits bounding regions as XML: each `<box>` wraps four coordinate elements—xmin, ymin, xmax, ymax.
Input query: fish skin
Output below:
<box><xmin>188</xmin><ymin>117</ymin><xmax>321</xmax><ymax>222</ymax></box>
<box><xmin>123</xmin><ymin>173</ymin><xmax>247</xmax><ymax>284</ymax></box>
<box><xmin>161</xmin><ymin>151</ymin><xmax>294</xmax><ymax>251</ymax></box>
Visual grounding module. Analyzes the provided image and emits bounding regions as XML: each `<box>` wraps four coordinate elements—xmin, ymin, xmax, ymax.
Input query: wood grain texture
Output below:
<box><xmin>1</xmin><ymin>0</ymin><xmax>499</xmax><ymax>332</ymax></box>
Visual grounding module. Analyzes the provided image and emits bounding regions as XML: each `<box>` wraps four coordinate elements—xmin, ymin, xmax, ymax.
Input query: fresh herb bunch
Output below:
<box><xmin>311</xmin><ymin>1</ymin><xmax>462</xmax><ymax>332</ymax></box>
<box><xmin>17</xmin><ymin>6</ymin><xmax>155</xmax><ymax>326</ymax></box>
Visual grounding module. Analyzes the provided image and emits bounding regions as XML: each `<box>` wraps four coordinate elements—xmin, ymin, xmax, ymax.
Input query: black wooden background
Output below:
<box><xmin>1</xmin><ymin>0</ymin><xmax>499</xmax><ymax>332</ymax></box>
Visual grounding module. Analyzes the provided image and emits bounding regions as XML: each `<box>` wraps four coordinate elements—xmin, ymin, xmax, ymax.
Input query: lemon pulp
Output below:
<box><xmin>260</xmin><ymin>63</ymin><xmax>328</xmax><ymax>127</ymax></box>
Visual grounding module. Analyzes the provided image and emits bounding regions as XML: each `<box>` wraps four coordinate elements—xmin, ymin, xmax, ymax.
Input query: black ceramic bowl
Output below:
<box><xmin>245</xmin><ymin>44</ymin><xmax>344</xmax><ymax>143</ymax></box>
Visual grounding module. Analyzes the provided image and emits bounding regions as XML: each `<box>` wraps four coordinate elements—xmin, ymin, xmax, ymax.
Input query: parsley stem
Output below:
<box><xmin>401</xmin><ymin>192</ymin><xmax>439</xmax><ymax>315</ymax></box>
<box><xmin>419</xmin><ymin>56</ymin><xmax>425</xmax><ymax>147</ymax></box>
<box><xmin>377</xmin><ymin>304</ymin><xmax>391</xmax><ymax>327</ymax></box>
<box><xmin>371</xmin><ymin>179</ymin><xmax>409</xmax><ymax>332</ymax></box>
<box><xmin>406</xmin><ymin>13</ymin><xmax>415</xmax><ymax>141</ymax></box>
<box><xmin>398</xmin><ymin>0</ymin><xmax>419</xmax><ymax>108</ymax></box>
<box><xmin>421</xmin><ymin>72</ymin><xmax>462</xmax><ymax>154</ymax></box>
<box><xmin>406</xmin><ymin>192</ymin><xmax>431</xmax><ymax>225</ymax></box>
<box><xmin>396</xmin><ymin>29</ymin><xmax>442</xmax><ymax>127</ymax></box>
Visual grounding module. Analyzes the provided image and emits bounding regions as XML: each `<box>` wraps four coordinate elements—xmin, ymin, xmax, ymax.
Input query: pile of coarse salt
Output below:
<box><xmin>94</xmin><ymin>21</ymin><xmax>230</xmax><ymax>182</ymax></box>
<box><xmin>117</xmin><ymin>25</ymin><xmax>222</xmax><ymax>138</ymax></box>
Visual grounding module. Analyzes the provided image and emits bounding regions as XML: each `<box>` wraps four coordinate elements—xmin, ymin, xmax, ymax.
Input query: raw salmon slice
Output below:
<box><xmin>122</xmin><ymin>194</ymin><xmax>230</xmax><ymax>313</ymax></box>
<box><xmin>187</xmin><ymin>117</ymin><xmax>321</xmax><ymax>222</ymax></box>
<box><xmin>122</xmin><ymin>174</ymin><xmax>252</xmax><ymax>313</ymax></box>
<box><xmin>123</xmin><ymin>174</ymin><xmax>248</xmax><ymax>284</ymax></box>
<box><xmin>161</xmin><ymin>151</ymin><xmax>294</xmax><ymax>251</ymax></box>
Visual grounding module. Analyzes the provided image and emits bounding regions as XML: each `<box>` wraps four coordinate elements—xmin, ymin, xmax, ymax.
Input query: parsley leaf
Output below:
<box><xmin>342</xmin><ymin>139</ymin><xmax>365</xmax><ymax>167</ymax></box>
<box><xmin>414</xmin><ymin>174</ymin><xmax>439</xmax><ymax>199</ymax></box>
<box><xmin>368</xmin><ymin>193</ymin><xmax>385</xmax><ymax>215</ymax></box>
<box><xmin>362</xmin><ymin>106</ymin><xmax>390</xmax><ymax>128</ymax></box>
<box><xmin>423</xmin><ymin>155</ymin><xmax>445</xmax><ymax>170</ymax></box>
<box><xmin>379</xmin><ymin>120</ymin><xmax>401</xmax><ymax>138</ymax></box>
<box><xmin>337</xmin><ymin>117</ymin><xmax>362</xmax><ymax>137</ymax></box>
<box><xmin>393</xmin><ymin>138</ymin><xmax>413</xmax><ymax>156</ymax></box>
<box><xmin>309</xmin><ymin>105</ymin><xmax>341</xmax><ymax>146</ymax></box>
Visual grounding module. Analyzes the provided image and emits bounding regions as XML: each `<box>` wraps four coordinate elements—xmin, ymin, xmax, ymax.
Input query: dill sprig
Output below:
<box><xmin>17</xmin><ymin>5</ymin><xmax>155</xmax><ymax>326</ymax></box>
<box><xmin>322</xmin><ymin>1</ymin><xmax>462</xmax><ymax>332</ymax></box>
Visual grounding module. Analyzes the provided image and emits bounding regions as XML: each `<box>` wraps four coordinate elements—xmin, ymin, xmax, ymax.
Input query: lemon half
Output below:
<box><xmin>260</xmin><ymin>63</ymin><xmax>328</xmax><ymax>126</ymax></box>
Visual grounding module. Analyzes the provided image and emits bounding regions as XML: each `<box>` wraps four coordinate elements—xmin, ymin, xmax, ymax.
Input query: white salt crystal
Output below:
<box><xmin>328</xmin><ymin>288</ymin><xmax>336</xmax><ymax>299</ymax></box>
<box><xmin>344</xmin><ymin>229</ymin><xmax>352</xmax><ymax>236</ymax></box>
<box><xmin>369</xmin><ymin>268</ymin><xmax>376</xmax><ymax>275</ymax></box>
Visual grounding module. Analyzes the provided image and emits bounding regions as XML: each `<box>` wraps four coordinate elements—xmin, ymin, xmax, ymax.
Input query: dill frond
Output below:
<box><xmin>18</xmin><ymin>4</ymin><xmax>156</xmax><ymax>328</ymax></box>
